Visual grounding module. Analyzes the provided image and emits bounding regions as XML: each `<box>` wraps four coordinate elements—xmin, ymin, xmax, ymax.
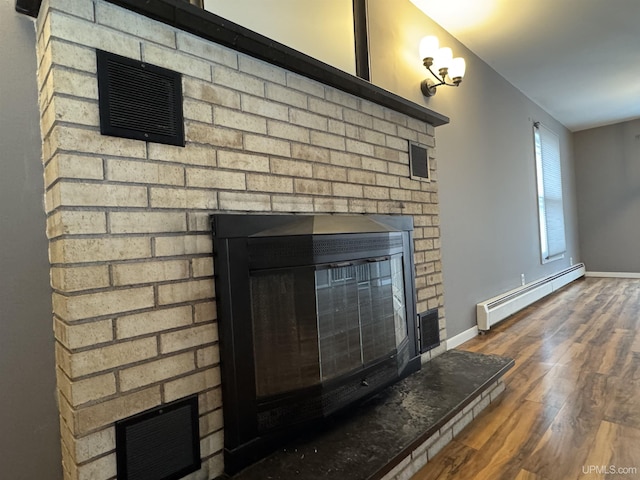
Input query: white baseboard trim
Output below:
<box><xmin>585</xmin><ymin>271</ymin><xmax>640</xmax><ymax>279</ymax></box>
<box><xmin>446</xmin><ymin>325</ymin><xmax>479</xmax><ymax>350</ymax></box>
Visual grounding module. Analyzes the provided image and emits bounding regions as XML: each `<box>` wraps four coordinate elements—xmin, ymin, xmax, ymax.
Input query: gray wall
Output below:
<box><xmin>574</xmin><ymin>119</ymin><xmax>640</xmax><ymax>273</ymax></box>
<box><xmin>0</xmin><ymin>1</ymin><xmax>62</xmax><ymax>478</ymax></box>
<box><xmin>367</xmin><ymin>1</ymin><xmax>581</xmax><ymax>338</ymax></box>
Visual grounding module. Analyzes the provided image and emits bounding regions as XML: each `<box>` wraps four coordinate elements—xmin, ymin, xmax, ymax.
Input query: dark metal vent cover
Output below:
<box><xmin>115</xmin><ymin>395</ymin><xmax>201</xmax><ymax>480</ymax></box>
<box><xmin>97</xmin><ymin>50</ymin><xmax>184</xmax><ymax>146</ymax></box>
<box><xmin>409</xmin><ymin>141</ymin><xmax>430</xmax><ymax>180</ymax></box>
<box><xmin>419</xmin><ymin>308</ymin><xmax>440</xmax><ymax>353</ymax></box>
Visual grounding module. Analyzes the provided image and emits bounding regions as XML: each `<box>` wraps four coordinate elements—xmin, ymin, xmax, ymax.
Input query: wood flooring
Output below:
<box><xmin>412</xmin><ymin>277</ymin><xmax>640</xmax><ymax>480</ymax></box>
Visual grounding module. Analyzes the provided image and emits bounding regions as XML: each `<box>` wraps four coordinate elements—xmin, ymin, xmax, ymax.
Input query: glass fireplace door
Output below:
<box><xmin>315</xmin><ymin>255</ymin><xmax>408</xmax><ymax>382</ymax></box>
<box><xmin>250</xmin><ymin>267</ymin><xmax>320</xmax><ymax>398</ymax></box>
<box><xmin>250</xmin><ymin>255</ymin><xmax>408</xmax><ymax>399</ymax></box>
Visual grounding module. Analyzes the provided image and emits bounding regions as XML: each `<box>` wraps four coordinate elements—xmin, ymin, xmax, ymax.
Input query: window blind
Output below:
<box><xmin>534</xmin><ymin>122</ymin><xmax>566</xmax><ymax>262</ymax></box>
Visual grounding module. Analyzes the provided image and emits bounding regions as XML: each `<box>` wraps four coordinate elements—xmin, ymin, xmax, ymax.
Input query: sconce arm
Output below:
<box><xmin>426</xmin><ymin>66</ymin><xmax>459</xmax><ymax>88</ymax></box>
<box><xmin>421</xmin><ymin>66</ymin><xmax>462</xmax><ymax>97</ymax></box>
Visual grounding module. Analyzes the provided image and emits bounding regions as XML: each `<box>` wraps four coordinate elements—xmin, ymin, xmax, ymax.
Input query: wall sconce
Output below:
<box><xmin>419</xmin><ymin>36</ymin><xmax>466</xmax><ymax>97</ymax></box>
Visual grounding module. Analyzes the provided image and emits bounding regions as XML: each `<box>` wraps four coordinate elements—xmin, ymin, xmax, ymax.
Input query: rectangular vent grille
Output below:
<box><xmin>419</xmin><ymin>308</ymin><xmax>440</xmax><ymax>353</ymax></box>
<box><xmin>97</xmin><ymin>50</ymin><xmax>184</xmax><ymax>146</ymax></box>
<box><xmin>116</xmin><ymin>395</ymin><xmax>201</xmax><ymax>480</ymax></box>
<box><xmin>409</xmin><ymin>142</ymin><xmax>430</xmax><ymax>180</ymax></box>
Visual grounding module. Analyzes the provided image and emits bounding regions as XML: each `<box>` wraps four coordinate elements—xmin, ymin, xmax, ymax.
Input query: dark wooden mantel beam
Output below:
<box><xmin>15</xmin><ymin>0</ymin><xmax>449</xmax><ymax>127</ymax></box>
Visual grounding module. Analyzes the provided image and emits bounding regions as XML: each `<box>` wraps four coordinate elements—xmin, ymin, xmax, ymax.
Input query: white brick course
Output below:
<box><xmin>60</xmin><ymin>371</ymin><xmax>117</xmax><ymax>406</ymax></box>
<box><xmin>246</xmin><ymin>174</ymin><xmax>294</xmax><ymax>194</ymax></box>
<box><xmin>109</xmin><ymin>211</ymin><xmax>187</xmax><ymax>234</ymax></box>
<box><xmin>148</xmin><ymin>142</ymin><xmax>216</xmax><ymax>167</ymax></box>
<box><xmin>185</xmin><ymin>121</ymin><xmax>243</xmax><ymax>148</ymax></box>
<box><xmin>55</xmin><ymin>318</ymin><xmax>113</xmax><ymax>349</ymax></box>
<box><xmin>194</xmin><ymin>302</ymin><xmax>216</xmax><ymax>323</ymax></box>
<box><xmin>53</xmin><ymin>287</ymin><xmax>155</xmax><ymax>322</ymax></box>
<box><xmin>217</xmin><ymin>151</ymin><xmax>270</xmax><ymax>172</ymax></box>
<box><xmin>44</xmin><ymin>153</ymin><xmax>103</xmax><ymax>186</ymax></box>
<box><xmin>119</xmin><ymin>353</ymin><xmax>196</xmax><ymax>391</ymax></box>
<box><xmin>241</xmin><ymin>95</ymin><xmax>289</xmax><ymax>121</ymax></box>
<box><xmin>272</xmin><ymin>195</ymin><xmax>315</xmax><ymax>213</ymax></box>
<box><xmin>186</xmin><ymin>167</ymin><xmax>246</xmax><ymax>190</ymax></box>
<box><xmin>51</xmin><ymin>265</ymin><xmax>110</xmax><ymax>292</ymax></box>
<box><xmin>213</xmin><ymin>65</ymin><xmax>264</xmax><ymax>96</ymax></box>
<box><xmin>176</xmin><ymin>32</ymin><xmax>238</xmax><ymax>68</ymax></box>
<box><xmin>244</xmin><ymin>134</ymin><xmax>291</xmax><ymax>157</ymax></box>
<box><xmin>106</xmin><ymin>159</ymin><xmax>184</xmax><ymax>186</ymax></box>
<box><xmin>164</xmin><ymin>369</ymin><xmax>220</xmax><ymax>402</ymax></box>
<box><xmin>116</xmin><ymin>305</ymin><xmax>193</xmax><ymax>339</ymax></box>
<box><xmin>50</xmin><ymin>237</ymin><xmax>151</xmax><ymax>264</ymax></box>
<box><xmin>47</xmin><ymin>210</ymin><xmax>107</xmax><ymax>237</ymax></box>
<box><xmin>51</xmin><ymin>125</ymin><xmax>147</xmax><ymax>159</ymax></box>
<box><xmin>143</xmin><ymin>43</ymin><xmax>211</xmax><ymax>81</ymax></box>
<box><xmin>184</xmin><ymin>98</ymin><xmax>213</xmax><ymax>123</ymax></box>
<box><xmin>160</xmin><ymin>323</ymin><xmax>217</xmax><ymax>354</ymax></box>
<box><xmin>150</xmin><ymin>187</ymin><xmax>218</xmax><ymax>210</ymax></box>
<box><xmin>48</xmin><ymin>11</ymin><xmax>141</xmax><ymax>60</ymax></box>
<box><xmin>154</xmin><ymin>234</ymin><xmax>212</xmax><ymax>257</ymax></box>
<box><xmin>157</xmin><ymin>278</ymin><xmax>215</xmax><ymax>306</ymax></box>
<box><xmin>60</xmin><ymin>336</ymin><xmax>158</xmax><ymax>378</ymax></box>
<box><xmin>95</xmin><ymin>2</ymin><xmax>176</xmax><ymax>47</ymax></box>
<box><xmin>48</xmin><ymin>182</ymin><xmax>147</xmax><ymax>209</ymax></box>
<box><xmin>239</xmin><ymin>56</ymin><xmax>287</xmax><ymax>85</ymax></box>
<box><xmin>74</xmin><ymin>386</ymin><xmax>162</xmax><ymax>434</ymax></box>
<box><xmin>218</xmin><ymin>191</ymin><xmax>271</xmax><ymax>211</ymax></box>
<box><xmin>112</xmin><ymin>259</ymin><xmax>189</xmax><ymax>286</ymax></box>
<box><xmin>267</xmin><ymin>120</ymin><xmax>310</xmax><ymax>143</ymax></box>
<box><xmin>214</xmin><ymin>107</ymin><xmax>267</xmax><ymax>134</ymax></box>
<box><xmin>266</xmin><ymin>83</ymin><xmax>308</xmax><ymax>108</ymax></box>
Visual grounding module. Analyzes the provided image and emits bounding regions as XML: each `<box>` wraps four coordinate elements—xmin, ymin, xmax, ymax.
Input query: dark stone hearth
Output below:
<box><xmin>223</xmin><ymin>350</ymin><xmax>514</xmax><ymax>480</ymax></box>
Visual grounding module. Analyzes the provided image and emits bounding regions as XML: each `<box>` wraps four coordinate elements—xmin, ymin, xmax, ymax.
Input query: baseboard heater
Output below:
<box><xmin>477</xmin><ymin>263</ymin><xmax>585</xmax><ymax>331</ymax></box>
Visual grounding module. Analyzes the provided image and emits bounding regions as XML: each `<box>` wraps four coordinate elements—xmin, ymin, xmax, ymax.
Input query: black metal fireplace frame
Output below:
<box><xmin>211</xmin><ymin>214</ymin><xmax>421</xmax><ymax>474</ymax></box>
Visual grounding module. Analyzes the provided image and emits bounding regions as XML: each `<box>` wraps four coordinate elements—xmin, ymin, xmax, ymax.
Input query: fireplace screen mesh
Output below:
<box><xmin>250</xmin><ymin>255</ymin><xmax>407</xmax><ymax>398</ymax></box>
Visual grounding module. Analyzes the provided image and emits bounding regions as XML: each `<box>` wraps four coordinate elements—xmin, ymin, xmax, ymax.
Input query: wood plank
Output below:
<box><xmin>514</xmin><ymin>470</ymin><xmax>542</xmax><ymax>480</ymax></box>
<box><xmin>525</xmin><ymin>364</ymin><xmax>574</xmax><ymax>409</ymax></box>
<box><xmin>411</xmin><ymin>440</ymin><xmax>477</xmax><ymax>480</ymax></box>
<box><xmin>523</xmin><ymin>373</ymin><xmax>608</xmax><ymax>479</ymax></box>
<box><xmin>454</xmin><ymin>400</ymin><xmax>559</xmax><ymax>480</ymax></box>
<box><xmin>596</xmin><ymin>329</ymin><xmax>629</xmax><ymax>375</ymax></box>
<box><xmin>603</xmin><ymin>376</ymin><xmax>640</xmax><ymax>430</ymax></box>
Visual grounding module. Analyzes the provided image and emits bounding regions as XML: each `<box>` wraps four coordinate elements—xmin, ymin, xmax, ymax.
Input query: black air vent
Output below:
<box><xmin>97</xmin><ymin>50</ymin><xmax>184</xmax><ymax>146</ymax></box>
<box><xmin>409</xmin><ymin>141</ymin><xmax>430</xmax><ymax>180</ymax></box>
<box><xmin>115</xmin><ymin>395</ymin><xmax>201</xmax><ymax>480</ymax></box>
<box><xmin>419</xmin><ymin>308</ymin><xmax>440</xmax><ymax>353</ymax></box>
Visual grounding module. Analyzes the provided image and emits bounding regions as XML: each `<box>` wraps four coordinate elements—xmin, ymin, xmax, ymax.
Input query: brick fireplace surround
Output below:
<box><xmin>33</xmin><ymin>0</ymin><xmax>476</xmax><ymax>478</ymax></box>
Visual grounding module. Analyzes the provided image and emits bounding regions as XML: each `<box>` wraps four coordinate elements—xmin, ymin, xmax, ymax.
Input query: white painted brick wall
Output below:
<box><xmin>36</xmin><ymin>0</ymin><xmax>446</xmax><ymax>478</ymax></box>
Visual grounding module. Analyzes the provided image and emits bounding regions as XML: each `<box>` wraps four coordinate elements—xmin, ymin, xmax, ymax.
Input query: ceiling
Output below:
<box><xmin>409</xmin><ymin>0</ymin><xmax>640</xmax><ymax>132</ymax></box>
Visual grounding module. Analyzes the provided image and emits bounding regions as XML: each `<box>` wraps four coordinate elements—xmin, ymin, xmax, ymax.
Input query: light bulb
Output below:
<box><xmin>449</xmin><ymin>57</ymin><xmax>466</xmax><ymax>82</ymax></box>
<box><xmin>419</xmin><ymin>36</ymin><xmax>439</xmax><ymax>63</ymax></box>
<box><xmin>435</xmin><ymin>47</ymin><xmax>453</xmax><ymax>71</ymax></box>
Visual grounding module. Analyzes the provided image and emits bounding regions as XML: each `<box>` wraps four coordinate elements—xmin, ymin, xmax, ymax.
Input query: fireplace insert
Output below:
<box><xmin>211</xmin><ymin>214</ymin><xmax>421</xmax><ymax>473</ymax></box>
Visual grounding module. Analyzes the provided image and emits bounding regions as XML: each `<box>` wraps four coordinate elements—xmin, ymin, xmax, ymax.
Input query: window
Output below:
<box><xmin>534</xmin><ymin>122</ymin><xmax>566</xmax><ymax>263</ymax></box>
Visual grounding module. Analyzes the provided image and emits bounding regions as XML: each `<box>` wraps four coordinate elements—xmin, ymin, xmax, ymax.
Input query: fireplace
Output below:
<box><xmin>211</xmin><ymin>214</ymin><xmax>421</xmax><ymax>473</ymax></box>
